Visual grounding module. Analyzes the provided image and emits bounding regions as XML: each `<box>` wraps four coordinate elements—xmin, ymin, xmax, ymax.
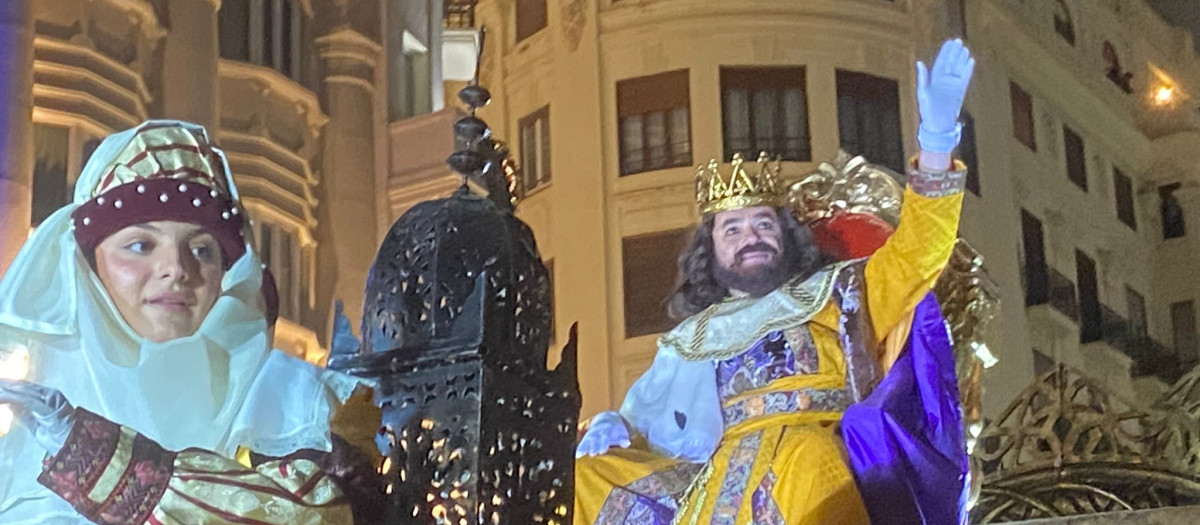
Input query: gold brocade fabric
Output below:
<box><xmin>88</xmin><ymin>124</ymin><xmax>230</xmax><ymax>198</ymax></box>
<box><xmin>154</xmin><ymin>452</ymin><xmax>351</xmax><ymax>524</ymax></box>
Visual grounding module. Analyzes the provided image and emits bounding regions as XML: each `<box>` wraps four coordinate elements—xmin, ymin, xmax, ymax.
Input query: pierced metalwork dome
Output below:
<box><xmin>359</xmin><ymin>188</ymin><xmax>552</xmax><ymax>366</ymax></box>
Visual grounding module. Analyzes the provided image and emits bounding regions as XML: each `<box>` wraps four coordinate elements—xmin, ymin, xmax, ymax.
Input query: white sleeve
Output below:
<box><xmin>619</xmin><ymin>343</ymin><xmax>723</xmax><ymax>459</ymax></box>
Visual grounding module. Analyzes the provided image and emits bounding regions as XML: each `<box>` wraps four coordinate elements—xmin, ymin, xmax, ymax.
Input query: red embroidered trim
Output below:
<box><xmin>37</xmin><ymin>410</ymin><xmax>177</xmax><ymax>525</ymax></box>
<box><xmin>95</xmin><ymin>434</ymin><xmax>177</xmax><ymax>525</ymax></box>
<box><xmin>37</xmin><ymin>410</ymin><xmax>123</xmax><ymax>520</ymax></box>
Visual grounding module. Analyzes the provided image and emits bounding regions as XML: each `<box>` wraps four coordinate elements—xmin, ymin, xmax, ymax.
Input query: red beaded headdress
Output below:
<box><xmin>71</xmin><ymin>123</ymin><xmax>247</xmax><ymax>266</ymax></box>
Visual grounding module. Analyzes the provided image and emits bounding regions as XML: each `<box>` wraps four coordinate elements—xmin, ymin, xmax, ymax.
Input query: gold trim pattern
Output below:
<box><xmin>662</xmin><ymin>260</ymin><xmax>860</xmax><ymax>362</ymax></box>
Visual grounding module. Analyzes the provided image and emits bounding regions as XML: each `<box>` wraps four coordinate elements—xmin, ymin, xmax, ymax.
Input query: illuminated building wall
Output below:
<box><xmin>0</xmin><ymin>0</ymin><xmax>465</xmax><ymax>364</ymax></box>
<box><xmin>460</xmin><ymin>0</ymin><xmax>1200</xmax><ymax>419</ymax></box>
<box><xmin>4</xmin><ymin>0</ymin><xmax>1200</xmax><ymax>422</ymax></box>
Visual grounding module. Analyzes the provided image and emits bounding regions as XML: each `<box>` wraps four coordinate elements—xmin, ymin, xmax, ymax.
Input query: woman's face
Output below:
<box><xmin>94</xmin><ymin>221</ymin><xmax>225</xmax><ymax>342</ymax></box>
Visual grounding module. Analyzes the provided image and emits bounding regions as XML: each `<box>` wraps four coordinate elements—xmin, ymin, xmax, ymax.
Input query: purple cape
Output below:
<box><xmin>841</xmin><ymin>293</ymin><xmax>970</xmax><ymax>524</ymax></box>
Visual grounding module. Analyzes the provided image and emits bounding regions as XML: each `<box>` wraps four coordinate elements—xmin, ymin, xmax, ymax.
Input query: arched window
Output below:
<box><xmin>1053</xmin><ymin>0</ymin><xmax>1075</xmax><ymax>45</ymax></box>
<box><xmin>1103</xmin><ymin>41</ymin><xmax>1134</xmax><ymax>94</ymax></box>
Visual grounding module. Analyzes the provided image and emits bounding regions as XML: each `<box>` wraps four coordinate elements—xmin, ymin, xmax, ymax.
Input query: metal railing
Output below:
<box><xmin>1096</xmin><ymin>305</ymin><xmax>1184</xmax><ymax>384</ymax></box>
<box><xmin>1046</xmin><ymin>268</ymin><xmax>1078</xmax><ymax>321</ymax></box>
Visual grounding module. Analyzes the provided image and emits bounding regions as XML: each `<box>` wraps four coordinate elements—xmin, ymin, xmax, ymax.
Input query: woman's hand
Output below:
<box><xmin>916</xmin><ymin>39</ymin><xmax>976</xmax><ymax>155</ymax></box>
<box><xmin>0</xmin><ymin>379</ymin><xmax>75</xmax><ymax>455</ymax></box>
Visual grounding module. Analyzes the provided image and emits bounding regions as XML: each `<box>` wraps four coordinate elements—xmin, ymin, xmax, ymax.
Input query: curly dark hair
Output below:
<box><xmin>666</xmin><ymin>208</ymin><xmax>826</xmax><ymax>321</ymax></box>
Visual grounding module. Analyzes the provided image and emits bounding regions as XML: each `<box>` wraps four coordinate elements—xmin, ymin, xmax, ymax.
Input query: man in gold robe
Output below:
<box><xmin>575</xmin><ymin>39</ymin><xmax>976</xmax><ymax>524</ymax></box>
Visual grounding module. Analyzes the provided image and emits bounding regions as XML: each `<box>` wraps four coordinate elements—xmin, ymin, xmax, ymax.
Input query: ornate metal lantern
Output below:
<box><xmin>331</xmin><ymin>76</ymin><xmax>580</xmax><ymax>524</ymax></box>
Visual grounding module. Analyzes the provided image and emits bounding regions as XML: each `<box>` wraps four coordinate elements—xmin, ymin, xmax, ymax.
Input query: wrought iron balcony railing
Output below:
<box><xmin>1097</xmin><ymin>305</ymin><xmax>1184</xmax><ymax>384</ymax></box>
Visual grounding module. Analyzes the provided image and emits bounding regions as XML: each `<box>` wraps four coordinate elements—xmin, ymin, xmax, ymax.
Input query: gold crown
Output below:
<box><xmin>695</xmin><ymin>152</ymin><xmax>784</xmax><ymax>215</ymax></box>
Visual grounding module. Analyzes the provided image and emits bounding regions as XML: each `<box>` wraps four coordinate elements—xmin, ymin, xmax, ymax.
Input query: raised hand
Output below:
<box><xmin>576</xmin><ymin>411</ymin><xmax>631</xmax><ymax>458</ymax></box>
<box><xmin>0</xmin><ymin>379</ymin><xmax>75</xmax><ymax>455</ymax></box>
<box><xmin>916</xmin><ymin>38</ymin><xmax>977</xmax><ymax>154</ymax></box>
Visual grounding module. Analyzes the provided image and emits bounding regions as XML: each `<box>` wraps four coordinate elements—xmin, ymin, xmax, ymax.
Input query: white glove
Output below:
<box><xmin>0</xmin><ymin>379</ymin><xmax>75</xmax><ymax>456</ymax></box>
<box><xmin>576</xmin><ymin>411</ymin><xmax>631</xmax><ymax>458</ymax></box>
<box><xmin>916</xmin><ymin>38</ymin><xmax>977</xmax><ymax>153</ymax></box>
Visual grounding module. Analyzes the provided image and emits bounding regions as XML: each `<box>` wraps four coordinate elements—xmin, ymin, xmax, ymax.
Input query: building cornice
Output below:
<box><xmin>218</xmin><ymin>60</ymin><xmax>329</xmax><ymax>136</ymax></box>
<box><xmin>315</xmin><ymin>28</ymin><xmax>382</xmax><ymax>67</ymax></box>
<box><xmin>598</xmin><ymin>0</ymin><xmax>909</xmax><ymax>37</ymax></box>
<box><xmin>315</xmin><ymin>28</ymin><xmax>382</xmax><ymax>92</ymax></box>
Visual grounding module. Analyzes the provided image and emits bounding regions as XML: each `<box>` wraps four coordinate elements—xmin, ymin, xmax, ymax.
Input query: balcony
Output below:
<box><xmin>1097</xmin><ymin>305</ymin><xmax>1183</xmax><ymax>384</ymax></box>
<box><xmin>1027</xmin><ymin>265</ymin><xmax>1078</xmax><ymax>322</ymax></box>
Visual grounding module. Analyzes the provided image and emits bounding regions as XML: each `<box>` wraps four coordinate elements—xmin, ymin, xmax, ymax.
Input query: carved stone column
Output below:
<box><xmin>0</xmin><ymin>0</ymin><xmax>33</xmax><ymax>276</ymax></box>
<box><xmin>161</xmin><ymin>0</ymin><xmax>219</xmax><ymax>127</ymax></box>
<box><xmin>316</xmin><ymin>28</ymin><xmax>381</xmax><ymax>332</ymax></box>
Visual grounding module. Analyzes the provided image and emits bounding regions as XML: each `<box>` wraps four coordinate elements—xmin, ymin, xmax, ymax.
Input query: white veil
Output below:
<box><xmin>0</xmin><ymin>121</ymin><xmax>358</xmax><ymax>524</ymax></box>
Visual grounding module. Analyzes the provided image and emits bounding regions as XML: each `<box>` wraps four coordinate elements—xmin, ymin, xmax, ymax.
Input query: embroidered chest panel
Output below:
<box><xmin>715</xmin><ymin>326</ymin><xmax>819</xmax><ymax>402</ymax></box>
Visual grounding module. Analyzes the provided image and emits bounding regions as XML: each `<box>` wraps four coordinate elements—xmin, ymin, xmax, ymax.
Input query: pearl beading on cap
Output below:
<box><xmin>159</xmin><ymin>193</ymin><xmax>169</xmax><ymax>203</ymax></box>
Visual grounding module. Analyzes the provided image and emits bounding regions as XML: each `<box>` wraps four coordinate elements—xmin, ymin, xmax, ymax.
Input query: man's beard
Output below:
<box><xmin>713</xmin><ymin>244</ymin><xmax>791</xmax><ymax>298</ymax></box>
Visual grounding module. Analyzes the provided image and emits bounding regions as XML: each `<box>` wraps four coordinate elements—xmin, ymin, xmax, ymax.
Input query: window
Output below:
<box><xmin>1102</xmin><ymin>42</ymin><xmax>1134</xmax><ymax>94</ymax></box>
<box><xmin>219</xmin><ymin>0</ymin><xmax>251</xmax><ymax>61</ymax></box>
<box><xmin>515</xmin><ymin>0</ymin><xmax>547</xmax><ymax>43</ymax></box>
<box><xmin>1011</xmin><ymin>82</ymin><xmax>1036</xmax><ymax>151</ymax></box>
<box><xmin>32</xmin><ymin>124</ymin><xmax>71</xmax><ymax>227</ymax></box>
<box><xmin>218</xmin><ymin>0</ymin><xmax>302</xmax><ymax>80</ymax></box>
<box><xmin>1021</xmin><ymin>210</ymin><xmax>1049</xmax><ymax>306</ymax></box>
<box><xmin>255</xmin><ymin>221</ymin><xmax>301</xmax><ymax>321</ymax></box>
<box><xmin>1127</xmin><ymin>287</ymin><xmax>1147</xmax><ymax>337</ymax></box>
<box><xmin>1172</xmin><ymin>301</ymin><xmax>1198</xmax><ymax>366</ymax></box>
<box><xmin>1053</xmin><ymin>0</ymin><xmax>1075</xmax><ymax>45</ymax></box>
<box><xmin>618</xmin><ymin>70</ymin><xmax>692</xmax><ymax>176</ymax></box>
<box><xmin>721</xmin><ymin>67</ymin><xmax>811</xmax><ymax>162</ymax></box>
<box><xmin>1076</xmin><ymin>250</ymin><xmax>1100</xmax><ymax>343</ymax></box>
<box><xmin>960</xmin><ymin>112</ymin><xmax>980</xmax><ymax>196</ymax></box>
<box><xmin>519</xmin><ymin>107</ymin><xmax>551</xmax><ymax>193</ymax></box>
<box><xmin>1033</xmin><ymin>348</ymin><xmax>1055</xmax><ymax>376</ymax></box>
<box><xmin>1064</xmin><ymin>126</ymin><xmax>1087</xmax><ymax>190</ymax></box>
<box><xmin>1114</xmin><ymin>168</ymin><xmax>1136</xmax><ymax>230</ymax></box>
<box><xmin>1161</xmin><ymin>183</ymin><xmax>1186</xmax><ymax>239</ymax></box>
<box><xmin>623</xmin><ymin>228</ymin><xmax>691</xmax><ymax>338</ymax></box>
<box><xmin>81</xmin><ymin>137</ymin><xmax>102</xmax><ymax>172</ymax></box>
<box><xmin>837</xmin><ymin>70</ymin><xmax>903</xmax><ymax>173</ymax></box>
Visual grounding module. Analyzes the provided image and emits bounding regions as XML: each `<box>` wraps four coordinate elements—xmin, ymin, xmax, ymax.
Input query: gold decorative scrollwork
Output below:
<box><xmin>971</xmin><ymin>365</ymin><xmax>1200</xmax><ymax>523</ymax></box>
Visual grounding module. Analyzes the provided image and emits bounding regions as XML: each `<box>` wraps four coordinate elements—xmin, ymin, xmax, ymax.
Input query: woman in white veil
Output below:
<box><xmin>0</xmin><ymin>121</ymin><xmax>370</xmax><ymax>524</ymax></box>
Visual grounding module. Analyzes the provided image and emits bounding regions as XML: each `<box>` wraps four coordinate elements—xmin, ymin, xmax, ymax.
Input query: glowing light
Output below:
<box><xmin>1154</xmin><ymin>85</ymin><xmax>1176</xmax><ymax>106</ymax></box>
<box><xmin>0</xmin><ymin>408</ymin><xmax>11</xmax><ymax>436</ymax></box>
<box><xmin>0</xmin><ymin>345</ymin><xmax>30</xmax><ymax>437</ymax></box>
